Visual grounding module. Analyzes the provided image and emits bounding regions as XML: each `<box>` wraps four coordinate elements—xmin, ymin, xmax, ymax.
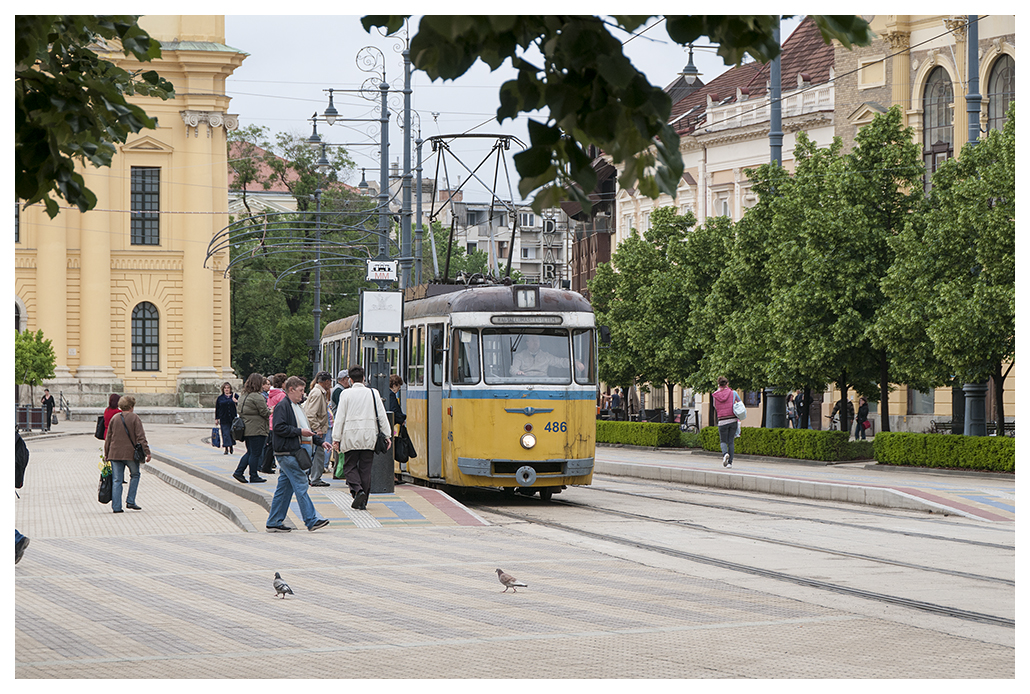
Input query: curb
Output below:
<box><xmin>151</xmin><ymin>453</ymin><xmax>273</xmax><ymax>511</ymax></box>
<box><xmin>860</xmin><ymin>463</ymin><xmax>1015</xmax><ymax>481</ymax></box>
<box><xmin>592</xmin><ymin>460</ymin><xmax>963</xmax><ymax>517</ymax></box>
<box><xmin>144</xmin><ymin>463</ymin><xmax>258</xmax><ymax>533</ymax></box>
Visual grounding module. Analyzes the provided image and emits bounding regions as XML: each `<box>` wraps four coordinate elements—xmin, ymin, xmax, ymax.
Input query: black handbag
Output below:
<box><xmin>371</xmin><ymin>391</ymin><xmax>390</xmax><ymax>454</ymax></box>
<box><xmin>230</xmin><ymin>395</ymin><xmax>248</xmax><ymax>442</ymax></box>
<box><xmin>98</xmin><ymin>469</ymin><xmax>112</xmax><ymax>504</ymax></box>
<box><xmin>94</xmin><ymin>415</ymin><xmax>106</xmax><ymax>440</ymax></box>
<box><xmin>260</xmin><ymin>437</ymin><xmax>276</xmax><ymax>474</ymax></box>
<box><xmin>294</xmin><ymin>446</ymin><xmax>313</xmax><ymax>471</ymax></box>
<box><xmin>394</xmin><ymin>424</ymin><xmax>417</xmax><ymax>463</ymax></box>
<box><xmin>118</xmin><ymin>413</ymin><xmax>146</xmax><ymax>464</ymax></box>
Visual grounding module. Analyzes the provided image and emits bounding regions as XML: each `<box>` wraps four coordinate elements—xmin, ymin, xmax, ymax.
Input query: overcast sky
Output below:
<box><xmin>224</xmin><ymin>15</ymin><xmax>802</xmax><ymax>204</ymax></box>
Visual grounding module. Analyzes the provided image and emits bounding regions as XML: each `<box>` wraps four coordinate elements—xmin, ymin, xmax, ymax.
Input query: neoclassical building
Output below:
<box><xmin>15</xmin><ymin>15</ymin><xmax>246</xmax><ymax>407</ymax></box>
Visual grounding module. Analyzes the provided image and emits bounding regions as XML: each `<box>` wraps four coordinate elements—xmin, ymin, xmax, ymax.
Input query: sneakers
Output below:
<box><xmin>722</xmin><ymin>453</ymin><xmax>730</xmax><ymax>467</ymax></box>
<box><xmin>308</xmin><ymin>518</ymin><xmax>330</xmax><ymax>532</ymax></box>
<box><xmin>265</xmin><ymin>525</ymin><xmax>292</xmax><ymax>533</ymax></box>
<box><xmin>15</xmin><ymin>536</ymin><xmax>29</xmax><ymax>564</ymax></box>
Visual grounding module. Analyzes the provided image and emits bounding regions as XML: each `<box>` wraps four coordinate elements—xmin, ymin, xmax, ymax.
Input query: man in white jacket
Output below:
<box><xmin>331</xmin><ymin>365</ymin><xmax>391</xmax><ymax>510</ymax></box>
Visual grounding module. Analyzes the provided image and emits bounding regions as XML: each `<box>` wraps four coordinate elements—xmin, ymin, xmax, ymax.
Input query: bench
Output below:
<box><xmin>930</xmin><ymin>419</ymin><xmax>1014</xmax><ymax>436</ymax></box>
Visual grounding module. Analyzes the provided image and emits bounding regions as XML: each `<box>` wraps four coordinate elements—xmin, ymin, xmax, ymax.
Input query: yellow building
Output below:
<box><xmin>15</xmin><ymin>15</ymin><xmax>246</xmax><ymax>407</ymax></box>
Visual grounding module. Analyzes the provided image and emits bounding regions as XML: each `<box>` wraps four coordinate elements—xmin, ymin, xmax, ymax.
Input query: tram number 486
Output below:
<box><xmin>543</xmin><ymin>421</ymin><xmax>567</xmax><ymax>433</ymax></box>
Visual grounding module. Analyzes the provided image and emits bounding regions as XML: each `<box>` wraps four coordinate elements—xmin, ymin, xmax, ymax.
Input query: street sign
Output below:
<box><xmin>366</xmin><ymin>259</ymin><xmax>398</xmax><ymax>282</ymax></box>
<box><xmin>359</xmin><ymin>289</ymin><xmax>403</xmax><ymax>337</ymax></box>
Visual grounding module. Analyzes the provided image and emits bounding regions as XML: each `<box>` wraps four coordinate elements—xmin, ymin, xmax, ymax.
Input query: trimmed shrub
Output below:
<box><xmin>874</xmin><ymin>432</ymin><xmax>1014</xmax><ymax>472</ymax></box>
<box><xmin>679</xmin><ymin>430</ymin><xmax>702</xmax><ymax>448</ymax></box>
<box><xmin>700</xmin><ymin>425</ymin><xmax>850</xmax><ymax>461</ymax></box>
<box><xmin>596</xmin><ymin>421</ymin><xmax>682</xmax><ymax>447</ymax></box>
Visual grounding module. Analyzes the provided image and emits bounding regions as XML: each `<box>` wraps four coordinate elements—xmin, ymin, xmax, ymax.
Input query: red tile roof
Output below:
<box><xmin>227</xmin><ymin>141</ymin><xmax>359</xmax><ymax>195</ymax></box>
<box><xmin>668</xmin><ymin>16</ymin><xmax>834</xmax><ymax>135</ymax></box>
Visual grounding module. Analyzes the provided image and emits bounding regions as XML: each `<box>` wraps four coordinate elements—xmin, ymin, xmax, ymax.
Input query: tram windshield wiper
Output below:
<box><xmin>511</xmin><ymin>332</ymin><xmax>524</xmax><ymax>354</ymax></box>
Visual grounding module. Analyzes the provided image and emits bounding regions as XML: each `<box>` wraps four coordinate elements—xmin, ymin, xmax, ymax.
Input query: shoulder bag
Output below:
<box><xmin>230</xmin><ymin>393</ymin><xmax>248</xmax><ymax>442</ymax></box>
<box><xmin>371</xmin><ymin>390</ymin><xmax>391</xmax><ymax>454</ymax></box>
<box><xmin>732</xmin><ymin>393</ymin><xmax>747</xmax><ymax>420</ymax></box>
<box><xmin>119</xmin><ymin>413</ymin><xmax>147</xmax><ymax>464</ymax></box>
<box><xmin>94</xmin><ymin>415</ymin><xmax>106</xmax><ymax>440</ymax></box>
<box><xmin>293</xmin><ymin>446</ymin><xmax>313</xmax><ymax>471</ymax></box>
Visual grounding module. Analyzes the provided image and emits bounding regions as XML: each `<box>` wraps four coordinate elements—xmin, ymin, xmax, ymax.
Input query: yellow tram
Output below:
<box><xmin>320</xmin><ymin>282</ymin><xmax>597</xmax><ymax>499</ymax></box>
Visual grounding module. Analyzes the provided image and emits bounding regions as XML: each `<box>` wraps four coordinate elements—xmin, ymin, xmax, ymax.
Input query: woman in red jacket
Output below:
<box><xmin>102</xmin><ymin>393</ymin><xmax>121</xmax><ymax>439</ymax></box>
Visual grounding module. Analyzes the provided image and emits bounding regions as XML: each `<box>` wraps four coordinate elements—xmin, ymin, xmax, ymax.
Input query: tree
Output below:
<box><xmin>15</xmin><ymin>15</ymin><xmax>174</xmax><ymax>217</ymax></box>
<box><xmin>14</xmin><ymin>329</ymin><xmax>56</xmax><ymax>404</ymax></box>
<box><xmin>362</xmin><ymin>15</ymin><xmax>871</xmax><ymax>212</ymax></box>
<box><xmin>882</xmin><ymin>105</ymin><xmax>1015</xmax><ymax>433</ymax></box>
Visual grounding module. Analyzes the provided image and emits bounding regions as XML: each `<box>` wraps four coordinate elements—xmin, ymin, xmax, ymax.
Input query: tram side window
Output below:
<box><xmin>430</xmin><ymin>325</ymin><xmax>444</xmax><ymax>386</ymax></box>
<box><xmin>572</xmin><ymin>329</ymin><xmax>597</xmax><ymax>385</ymax></box>
<box><xmin>452</xmin><ymin>329</ymin><xmax>480</xmax><ymax>385</ymax></box>
<box><xmin>407</xmin><ymin>326</ymin><xmax>425</xmax><ymax>386</ymax></box>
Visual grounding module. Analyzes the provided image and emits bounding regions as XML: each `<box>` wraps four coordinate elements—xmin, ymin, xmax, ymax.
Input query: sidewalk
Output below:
<box><xmin>595</xmin><ymin>444</ymin><xmax>1015</xmax><ymax>523</ymax></box>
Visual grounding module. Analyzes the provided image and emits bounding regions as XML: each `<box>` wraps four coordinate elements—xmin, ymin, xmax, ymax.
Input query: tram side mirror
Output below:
<box><xmin>599</xmin><ymin>325</ymin><xmax>611</xmax><ymax>346</ymax></box>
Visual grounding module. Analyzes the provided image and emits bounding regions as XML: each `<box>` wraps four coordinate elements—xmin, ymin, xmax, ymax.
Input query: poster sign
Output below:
<box><xmin>359</xmin><ymin>290</ymin><xmax>403</xmax><ymax>337</ymax></box>
<box><xmin>366</xmin><ymin>259</ymin><xmax>398</xmax><ymax>282</ymax></box>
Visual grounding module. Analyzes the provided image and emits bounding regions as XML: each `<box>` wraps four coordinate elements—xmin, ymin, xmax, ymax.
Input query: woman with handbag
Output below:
<box><xmin>854</xmin><ymin>397</ymin><xmax>870</xmax><ymax>440</ymax></box>
<box><xmin>711</xmin><ymin>377</ymin><xmax>742</xmax><ymax>468</ymax></box>
<box><xmin>103</xmin><ymin>395</ymin><xmax>151</xmax><ymax>513</ymax></box>
<box><xmin>215</xmin><ymin>382</ymin><xmax>238</xmax><ymax>455</ymax></box>
<box><xmin>232</xmin><ymin>373</ymin><xmax>270</xmax><ymax>484</ymax></box>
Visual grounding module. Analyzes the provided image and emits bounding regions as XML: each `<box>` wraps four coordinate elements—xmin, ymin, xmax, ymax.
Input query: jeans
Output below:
<box><xmin>110</xmin><ymin>459</ymin><xmax>140</xmax><ymax>512</ymax></box>
<box><xmin>309</xmin><ymin>443</ymin><xmax>327</xmax><ymax>483</ymax></box>
<box><xmin>266</xmin><ymin>445</ymin><xmax>324</xmax><ymax>530</ymax></box>
<box><xmin>234</xmin><ymin>435</ymin><xmax>266</xmax><ymax>480</ymax></box>
<box><xmin>854</xmin><ymin>420</ymin><xmax>867</xmax><ymax>440</ymax></box>
<box><xmin>342</xmin><ymin>448</ymin><xmax>374</xmax><ymax>496</ymax></box>
<box><xmin>718</xmin><ymin>422</ymin><xmax>737</xmax><ymax>465</ymax></box>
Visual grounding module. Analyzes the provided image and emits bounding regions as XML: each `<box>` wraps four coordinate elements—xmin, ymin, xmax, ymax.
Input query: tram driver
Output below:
<box><xmin>510</xmin><ymin>334</ymin><xmax>585</xmax><ymax>378</ymax></box>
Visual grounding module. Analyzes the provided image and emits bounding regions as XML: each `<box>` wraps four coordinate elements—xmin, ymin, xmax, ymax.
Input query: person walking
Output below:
<box><xmin>102</xmin><ymin>393</ymin><xmax>122</xmax><ymax>439</ymax></box>
<box><xmin>711</xmin><ymin>377</ymin><xmax>742</xmax><ymax>468</ymax></box>
<box><xmin>303</xmin><ymin>371</ymin><xmax>333</xmax><ymax>487</ymax></box>
<box><xmin>328</xmin><ymin>371</ymin><xmax>351</xmax><ymax>479</ymax></box>
<box><xmin>610</xmin><ymin>388</ymin><xmax>623</xmax><ymax>421</ymax></box>
<box><xmin>40</xmin><ymin>389</ymin><xmax>56</xmax><ymax>431</ymax></box>
<box><xmin>261</xmin><ymin>373</ymin><xmax>288</xmax><ymax>475</ymax></box>
<box><xmin>16</xmin><ymin>432</ymin><xmax>30</xmax><ymax>564</ymax></box>
<box><xmin>103</xmin><ymin>395</ymin><xmax>151</xmax><ymax>513</ymax></box>
<box><xmin>232</xmin><ymin>373</ymin><xmax>270</xmax><ymax>484</ymax></box>
<box><xmin>215</xmin><ymin>382</ymin><xmax>238</xmax><ymax>455</ymax></box>
<box><xmin>331</xmin><ymin>365</ymin><xmax>391</xmax><ymax>510</ymax></box>
<box><xmin>266</xmin><ymin>376</ymin><xmax>331</xmax><ymax>533</ymax></box>
<box><xmin>786</xmin><ymin>393</ymin><xmax>797</xmax><ymax>429</ymax></box>
<box><xmin>829</xmin><ymin>397</ymin><xmax>855</xmax><ymax>433</ymax></box>
<box><xmin>854</xmin><ymin>396</ymin><xmax>869</xmax><ymax>440</ymax></box>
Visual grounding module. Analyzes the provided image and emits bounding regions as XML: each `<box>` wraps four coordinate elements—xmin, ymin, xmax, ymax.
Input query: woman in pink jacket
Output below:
<box><xmin>711</xmin><ymin>376</ymin><xmax>742</xmax><ymax>468</ymax></box>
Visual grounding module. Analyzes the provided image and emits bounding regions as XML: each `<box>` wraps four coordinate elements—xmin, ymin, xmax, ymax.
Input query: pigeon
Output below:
<box><xmin>273</xmin><ymin>572</ymin><xmax>294</xmax><ymax>599</ymax></box>
<box><xmin>496</xmin><ymin>568</ymin><xmax>527</xmax><ymax>593</ymax></box>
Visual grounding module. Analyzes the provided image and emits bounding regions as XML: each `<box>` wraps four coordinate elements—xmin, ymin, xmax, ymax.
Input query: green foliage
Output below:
<box><xmin>679</xmin><ymin>430</ymin><xmax>702</xmax><ymax>448</ymax></box>
<box><xmin>15</xmin><ymin>15</ymin><xmax>175</xmax><ymax>217</ymax></box>
<box><xmin>362</xmin><ymin>15</ymin><xmax>870</xmax><ymax>213</ymax></box>
<box><xmin>842</xmin><ymin>440</ymin><xmax>875</xmax><ymax>461</ymax></box>
<box><xmin>699</xmin><ymin>426</ymin><xmax>851</xmax><ymax>461</ymax></box>
<box><xmin>14</xmin><ymin>329</ymin><xmax>56</xmax><ymax>387</ymax></box>
<box><xmin>596</xmin><ymin>421</ymin><xmax>682</xmax><ymax>447</ymax></box>
<box><xmin>874</xmin><ymin>432</ymin><xmax>1014</xmax><ymax>473</ymax></box>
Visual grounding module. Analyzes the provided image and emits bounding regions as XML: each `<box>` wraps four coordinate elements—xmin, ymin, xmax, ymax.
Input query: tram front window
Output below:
<box><xmin>483</xmin><ymin>329</ymin><xmax>582</xmax><ymax>384</ymax></box>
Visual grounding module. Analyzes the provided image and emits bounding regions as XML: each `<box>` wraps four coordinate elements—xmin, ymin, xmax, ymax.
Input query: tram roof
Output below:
<box><xmin>322</xmin><ymin>283</ymin><xmax>592</xmax><ymax>339</ymax></box>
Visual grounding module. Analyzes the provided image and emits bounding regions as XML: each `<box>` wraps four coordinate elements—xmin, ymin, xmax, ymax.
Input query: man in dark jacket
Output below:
<box><xmin>16</xmin><ymin>432</ymin><xmax>30</xmax><ymax>564</ymax></box>
<box><xmin>266</xmin><ymin>376</ymin><xmax>332</xmax><ymax>533</ymax></box>
<box><xmin>41</xmin><ymin>389</ymin><xmax>55</xmax><ymax>431</ymax></box>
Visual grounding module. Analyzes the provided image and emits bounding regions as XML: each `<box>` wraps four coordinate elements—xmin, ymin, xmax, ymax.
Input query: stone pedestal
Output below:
<box><xmin>177</xmin><ymin>367</ymin><xmax>227</xmax><ymax>408</ymax></box>
<box><xmin>962</xmin><ymin>382</ymin><xmax>988</xmax><ymax>436</ymax></box>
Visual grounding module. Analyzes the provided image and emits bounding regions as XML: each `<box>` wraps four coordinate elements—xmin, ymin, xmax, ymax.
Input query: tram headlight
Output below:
<box><xmin>520</xmin><ymin>432</ymin><xmax>537</xmax><ymax>449</ymax></box>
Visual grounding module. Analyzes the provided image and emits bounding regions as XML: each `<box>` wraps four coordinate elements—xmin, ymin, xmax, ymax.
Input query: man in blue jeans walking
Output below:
<box><xmin>266</xmin><ymin>376</ymin><xmax>332</xmax><ymax>533</ymax></box>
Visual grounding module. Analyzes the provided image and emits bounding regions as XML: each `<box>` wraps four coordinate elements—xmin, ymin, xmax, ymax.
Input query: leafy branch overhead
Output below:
<box><xmin>361</xmin><ymin>15</ymin><xmax>870</xmax><ymax>211</ymax></box>
<box><xmin>15</xmin><ymin>15</ymin><xmax>175</xmax><ymax>217</ymax></box>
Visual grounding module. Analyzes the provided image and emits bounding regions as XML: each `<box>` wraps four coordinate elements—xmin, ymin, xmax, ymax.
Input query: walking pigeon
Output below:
<box><xmin>273</xmin><ymin>572</ymin><xmax>294</xmax><ymax>599</ymax></box>
<box><xmin>496</xmin><ymin>568</ymin><xmax>527</xmax><ymax>593</ymax></box>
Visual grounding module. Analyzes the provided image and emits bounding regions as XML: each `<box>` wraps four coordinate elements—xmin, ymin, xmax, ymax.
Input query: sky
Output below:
<box><xmin>223</xmin><ymin>15</ymin><xmax>802</xmax><ymax>205</ymax></box>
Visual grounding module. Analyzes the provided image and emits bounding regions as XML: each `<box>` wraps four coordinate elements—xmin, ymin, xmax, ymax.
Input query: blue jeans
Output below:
<box><xmin>234</xmin><ymin>435</ymin><xmax>266</xmax><ymax>480</ymax></box>
<box><xmin>266</xmin><ymin>446</ymin><xmax>324</xmax><ymax>530</ymax></box>
<box><xmin>110</xmin><ymin>459</ymin><xmax>140</xmax><ymax>512</ymax></box>
<box><xmin>718</xmin><ymin>422</ymin><xmax>737</xmax><ymax>464</ymax></box>
<box><xmin>855</xmin><ymin>420</ymin><xmax>867</xmax><ymax>440</ymax></box>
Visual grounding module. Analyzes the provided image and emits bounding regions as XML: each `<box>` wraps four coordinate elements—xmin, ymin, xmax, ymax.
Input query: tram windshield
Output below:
<box><xmin>482</xmin><ymin>328</ymin><xmax>585</xmax><ymax>385</ymax></box>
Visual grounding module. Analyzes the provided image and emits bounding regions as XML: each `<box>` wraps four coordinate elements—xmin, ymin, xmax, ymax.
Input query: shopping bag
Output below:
<box><xmin>211</xmin><ymin>427</ymin><xmax>221</xmax><ymax>448</ymax></box>
<box><xmin>98</xmin><ymin>462</ymin><xmax>112</xmax><ymax>505</ymax></box>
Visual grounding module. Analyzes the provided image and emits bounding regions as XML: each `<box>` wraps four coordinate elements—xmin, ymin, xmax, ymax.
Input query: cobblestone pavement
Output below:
<box><xmin>15</xmin><ymin>427</ymin><xmax>1016</xmax><ymax>678</ymax></box>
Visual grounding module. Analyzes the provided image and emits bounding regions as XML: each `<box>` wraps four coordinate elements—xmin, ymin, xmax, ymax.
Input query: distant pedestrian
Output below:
<box><xmin>610</xmin><ymin>388</ymin><xmax>623</xmax><ymax>421</ymax></box>
<box><xmin>103</xmin><ymin>393</ymin><xmax>122</xmax><ymax>439</ymax></box>
<box><xmin>329</xmin><ymin>370</ymin><xmax>351</xmax><ymax>416</ymax></box>
<box><xmin>712</xmin><ymin>377</ymin><xmax>742</xmax><ymax>468</ymax></box>
<box><xmin>40</xmin><ymin>389</ymin><xmax>55</xmax><ymax>431</ymax></box>
<box><xmin>854</xmin><ymin>397</ymin><xmax>869</xmax><ymax>440</ymax></box>
<box><xmin>103</xmin><ymin>395</ymin><xmax>151</xmax><ymax>514</ymax></box>
<box><xmin>388</xmin><ymin>374</ymin><xmax>406</xmax><ymax>427</ymax></box>
<box><xmin>16</xmin><ymin>432</ymin><xmax>30</xmax><ymax>564</ymax></box>
<box><xmin>266</xmin><ymin>376</ymin><xmax>331</xmax><ymax>533</ymax></box>
<box><xmin>786</xmin><ymin>393</ymin><xmax>797</xmax><ymax>429</ymax></box>
<box><xmin>262</xmin><ymin>373</ymin><xmax>288</xmax><ymax>474</ymax></box>
<box><xmin>829</xmin><ymin>397</ymin><xmax>854</xmax><ymax>433</ymax></box>
<box><xmin>261</xmin><ymin>377</ymin><xmax>271</xmax><ymax>401</ymax></box>
<box><xmin>303</xmin><ymin>371</ymin><xmax>333</xmax><ymax>487</ymax></box>
<box><xmin>215</xmin><ymin>382</ymin><xmax>238</xmax><ymax>455</ymax></box>
<box><xmin>331</xmin><ymin>365</ymin><xmax>391</xmax><ymax>510</ymax></box>
<box><xmin>232</xmin><ymin>373</ymin><xmax>271</xmax><ymax>484</ymax></box>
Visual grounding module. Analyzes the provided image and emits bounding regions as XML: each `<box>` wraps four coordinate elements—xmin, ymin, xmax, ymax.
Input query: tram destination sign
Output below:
<box><xmin>490</xmin><ymin>315</ymin><xmax>563</xmax><ymax>325</ymax></box>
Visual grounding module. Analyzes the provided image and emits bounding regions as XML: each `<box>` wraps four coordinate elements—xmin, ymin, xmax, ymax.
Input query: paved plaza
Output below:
<box><xmin>14</xmin><ymin>422</ymin><xmax>1016</xmax><ymax>678</ymax></box>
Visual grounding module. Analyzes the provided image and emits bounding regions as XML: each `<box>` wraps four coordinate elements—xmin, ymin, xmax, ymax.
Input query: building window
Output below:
<box><xmin>131</xmin><ymin>302</ymin><xmax>159</xmax><ymax>371</ymax></box>
<box><xmin>907</xmin><ymin>387</ymin><xmax>935</xmax><ymax>416</ymax></box>
<box><xmin>922</xmin><ymin>67</ymin><xmax>953</xmax><ymax>191</ymax></box>
<box><xmin>131</xmin><ymin>167</ymin><xmax>160</xmax><ymax>245</ymax></box>
<box><xmin>519</xmin><ymin>212</ymin><xmax>535</xmax><ymax>228</ymax></box>
<box><xmin>987</xmin><ymin>55</ymin><xmax>1014</xmax><ymax>132</ymax></box>
<box><xmin>622</xmin><ymin>214</ymin><xmax>633</xmax><ymax>235</ymax></box>
<box><xmin>14</xmin><ymin>202</ymin><xmax>19</xmax><ymax>243</ymax></box>
<box><xmin>15</xmin><ymin>303</ymin><xmax>21</xmax><ymax>332</ymax></box>
<box><xmin>467</xmin><ymin>242</ymin><xmax>478</xmax><ymax>254</ymax></box>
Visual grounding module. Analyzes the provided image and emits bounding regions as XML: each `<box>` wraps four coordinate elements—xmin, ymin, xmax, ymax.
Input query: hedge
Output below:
<box><xmin>596</xmin><ymin>421</ymin><xmax>682</xmax><ymax>447</ymax></box>
<box><xmin>700</xmin><ymin>425</ymin><xmax>851</xmax><ymax>462</ymax></box>
<box><xmin>873</xmin><ymin>432</ymin><xmax>1015</xmax><ymax>473</ymax></box>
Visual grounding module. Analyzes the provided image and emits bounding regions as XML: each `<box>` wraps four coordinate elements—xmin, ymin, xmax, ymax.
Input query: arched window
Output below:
<box><xmin>987</xmin><ymin>54</ymin><xmax>1014</xmax><ymax>132</ymax></box>
<box><xmin>923</xmin><ymin>67</ymin><xmax>954</xmax><ymax>191</ymax></box>
<box><xmin>131</xmin><ymin>302</ymin><xmax>159</xmax><ymax>371</ymax></box>
<box><xmin>15</xmin><ymin>303</ymin><xmax>21</xmax><ymax>332</ymax></box>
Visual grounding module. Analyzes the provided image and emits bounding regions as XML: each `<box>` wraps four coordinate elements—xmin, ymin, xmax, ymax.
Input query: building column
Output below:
<box><xmin>35</xmin><ymin>216</ymin><xmax>72</xmax><ymax>383</ymax></box>
<box><xmin>77</xmin><ymin>165</ymin><xmax>121</xmax><ymax>392</ymax></box>
<box><xmin>884</xmin><ymin>27</ymin><xmax>911</xmax><ymax>124</ymax></box>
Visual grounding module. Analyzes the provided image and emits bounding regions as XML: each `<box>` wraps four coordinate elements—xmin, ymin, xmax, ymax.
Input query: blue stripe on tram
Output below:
<box><xmin>404</xmin><ymin>388</ymin><xmax>596</xmax><ymax>400</ymax></box>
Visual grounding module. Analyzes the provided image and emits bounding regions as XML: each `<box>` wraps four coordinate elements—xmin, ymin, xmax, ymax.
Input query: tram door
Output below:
<box><xmin>427</xmin><ymin>323</ymin><xmax>445</xmax><ymax>478</ymax></box>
